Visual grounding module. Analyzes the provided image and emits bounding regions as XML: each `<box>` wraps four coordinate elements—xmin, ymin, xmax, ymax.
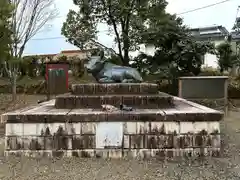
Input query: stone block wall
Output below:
<box><xmin>5</xmin><ymin>121</ymin><xmax>221</xmax><ymax>159</ymax></box>
<box><xmin>54</xmin><ymin>95</ymin><xmax>174</xmax><ymax>109</ymax></box>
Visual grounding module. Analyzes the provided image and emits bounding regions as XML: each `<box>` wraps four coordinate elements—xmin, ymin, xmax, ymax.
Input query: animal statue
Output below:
<box><xmin>85</xmin><ymin>51</ymin><xmax>143</xmax><ymax>83</ymax></box>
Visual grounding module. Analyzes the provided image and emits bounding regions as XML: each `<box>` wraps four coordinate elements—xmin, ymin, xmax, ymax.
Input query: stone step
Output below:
<box><xmin>0</xmin><ymin>129</ymin><xmax>4</xmax><ymax>135</ymax></box>
<box><xmin>5</xmin><ymin>148</ymin><xmax>221</xmax><ymax>159</ymax></box>
<box><xmin>0</xmin><ymin>124</ymin><xmax>5</xmax><ymax>135</ymax></box>
<box><xmin>71</xmin><ymin>83</ymin><xmax>159</xmax><ymax>95</ymax></box>
<box><xmin>55</xmin><ymin>94</ymin><xmax>174</xmax><ymax>109</ymax></box>
<box><xmin>4</xmin><ymin>108</ymin><xmax>223</xmax><ymax>123</ymax></box>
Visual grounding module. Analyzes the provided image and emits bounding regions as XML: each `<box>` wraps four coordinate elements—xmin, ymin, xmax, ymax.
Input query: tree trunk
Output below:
<box><xmin>123</xmin><ymin>50</ymin><xmax>130</xmax><ymax>66</ymax></box>
<box><xmin>11</xmin><ymin>74</ymin><xmax>17</xmax><ymax>101</ymax></box>
<box><xmin>3</xmin><ymin>61</ymin><xmax>18</xmax><ymax>101</ymax></box>
<box><xmin>122</xmin><ymin>34</ymin><xmax>130</xmax><ymax>66</ymax></box>
<box><xmin>2</xmin><ymin>68</ymin><xmax>8</xmax><ymax>77</ymax></box>
<box><xmin>122</xmin><ymin>22</ymin><xmax>130</xmax><ymax>66</ymax></box>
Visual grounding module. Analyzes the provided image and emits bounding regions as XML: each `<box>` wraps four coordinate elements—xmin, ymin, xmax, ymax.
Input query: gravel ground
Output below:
<box><xmin>0</xmin><ymin>95</ymin><xmax>240</xmax><ymax>179</ymax></box>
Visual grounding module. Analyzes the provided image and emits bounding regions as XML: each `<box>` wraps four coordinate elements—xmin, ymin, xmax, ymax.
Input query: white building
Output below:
<box><xmin>144</xmin><ymin>25</ymin><xmax>238</xmax><ymax>69</ymax></box>
<box><xmin>189</xmin><ymin>25</ymin><xmax>229</xmax><ymax>69</ymax></box>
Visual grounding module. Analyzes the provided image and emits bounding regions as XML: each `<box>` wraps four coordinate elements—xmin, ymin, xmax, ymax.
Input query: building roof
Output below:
<box><xmin>24</xmin><ymin>49</ymin><xmax>91</xmax><ymax>58</ymax></box>
<box><xmin>24</xmin><ymin>38</ymin><xmax>117</xmax><ymax>58</ymax></box>
<box><xmin>230</xmin><ymin>31</ymin><xmax>240</xmax><ymax>41</ymax></box>
<box><xmin>24</xmin><ymin>53</ymin><xmax>57</xmax><ymax>58</ymax></box>
<box><xmin>60</xmin><ymin>50</ymin><xmax>82</xmax><ymax>54</ymax></box>
<box><xmin>189</xmin><ymin>25</ymin><xmax>229</xmax><ymax>40</ymax></box>
<box><xmin>190</xmin><ymin>25</ymin><xmax>229</xmax><ymax>34</ymax></box>
<box><xmin>60</xmin><ymin>49</ymin><xmax>92</xmax><ymax>54</ymax></box>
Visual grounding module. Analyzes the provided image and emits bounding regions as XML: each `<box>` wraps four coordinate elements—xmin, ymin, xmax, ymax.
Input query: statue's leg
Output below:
<box><xmin>99</xmin><ymin>77</ymin><xmax>115</xmax><ymax>83</ymax></box>
<box><xmin>122</xmin><ymin>79</ymin><xmax>135</xmax><ymax>83</ymax></box>
<box><xmin>123</xmin><ymin>69</ymin><xmax>143</xmax><ymax>82</ymax></box>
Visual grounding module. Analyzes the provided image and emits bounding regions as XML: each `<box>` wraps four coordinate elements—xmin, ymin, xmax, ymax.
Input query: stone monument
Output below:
<box><xmin>1</xmin><ymin>53</ymin><xmax>223</xmax><ymax>159</ymax></box>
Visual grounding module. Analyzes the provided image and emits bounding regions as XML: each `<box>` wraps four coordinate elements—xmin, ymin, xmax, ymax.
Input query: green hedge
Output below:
<box><xmin>1</xmin><ymin>68</ymin><xmax>239</xmax><ymax>98</ymax></box>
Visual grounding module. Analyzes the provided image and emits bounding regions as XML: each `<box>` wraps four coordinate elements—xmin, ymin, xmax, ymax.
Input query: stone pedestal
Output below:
<box><xmin>2</xmin><ymin>83</ymin><xmax>223</xmax><ymax>159</ymax></box>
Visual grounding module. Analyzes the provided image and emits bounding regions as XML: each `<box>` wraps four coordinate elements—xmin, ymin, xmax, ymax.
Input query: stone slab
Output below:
<box><xmin>71</xmin><ymin>83</ymin><xmax>159</xmax><ymax>95</ymax></box>
<box><xmin>179</xmin><ymin>76</ymin><xmax>228</xmax><ymax>79</ymax></box>
<box><xmin>3</xmin><ymin>110</ymin><xmax>223</xmax><ymax>123</ymax></box>
<box><xmin>2</xmin><ymin>98</ymin><xmax>223</xmax><ymax>123</ymax></box>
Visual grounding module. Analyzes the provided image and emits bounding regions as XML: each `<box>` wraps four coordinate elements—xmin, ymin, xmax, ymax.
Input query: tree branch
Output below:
<box><xmin>120</xmin><ymin>0</ymin><xmax>135</xmax><ymax>65</ymax></box>
<box><xmin>15</xmin><ymin>0</ymin><xmax>28</xmax><ymax>38</ymax></box>
<box><xmin>101</xmin><ymin>0</ymin><xmax>123</xmax><ymax>61</ymax></box>
<box><xmin>11</xmin><ymin>0</ymin><xmax>58</xmax><ymax>58</ymax></box>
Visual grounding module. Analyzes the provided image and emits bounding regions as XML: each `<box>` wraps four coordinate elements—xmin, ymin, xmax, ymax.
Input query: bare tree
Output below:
<box><xmin>4</xmin><ymin>0</ymin><xmax>58</xmax><ymax>100</ymax></box>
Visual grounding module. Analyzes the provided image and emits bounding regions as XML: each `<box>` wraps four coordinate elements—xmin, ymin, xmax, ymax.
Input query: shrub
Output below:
<box><xmin>199</xmin><ymin>67</ymin><xmax>222</xmax><ymax>76</ymax></box>
<box><xmin>68</xmin><ymin>56</ymin><xmax>85</xmax><ymax>78</ymax></box>
<box><xmin>54</xmin><ymin>54</ymin><xmax>68</xmax><ymax>63</ymax></box>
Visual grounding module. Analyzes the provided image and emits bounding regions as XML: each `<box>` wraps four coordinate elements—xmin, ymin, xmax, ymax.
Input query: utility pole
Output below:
<box><xmin>235</xmin><ymin>6</ymin><xmax>240</xmax><ymax>74</ymax></box>
<box><xmin>234</xmin><ymin>6</ymin><xmax>240</xmax><ymax>31</ymax></box>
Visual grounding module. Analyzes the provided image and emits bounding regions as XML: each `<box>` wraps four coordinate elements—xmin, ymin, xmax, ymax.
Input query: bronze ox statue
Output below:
<box><xmin>85</xmin><ymin>52</ymin><xmax>143</xmax><ymax>83</ymax></box>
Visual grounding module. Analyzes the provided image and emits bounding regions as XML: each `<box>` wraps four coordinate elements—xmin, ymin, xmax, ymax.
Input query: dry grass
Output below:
<box><xmin>0</xmin><ymin>74</ymin><xmax>96</xmax><ymax>86</ymax></box>
<box><xmin>0</xmin><ymin>95</ymin><xmax>239</xmax><ymax>179</ymax></box>
<box><xmin>0</xmin><ymin>94</ymin><xmax>46</xmax><ymax>115</ymax></box>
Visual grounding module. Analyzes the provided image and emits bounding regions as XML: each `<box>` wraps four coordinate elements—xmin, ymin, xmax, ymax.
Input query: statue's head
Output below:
<box><xmin>85</xmin><ymin>55</ymin><xmax>105</xmax><ymax>73</ymax></box>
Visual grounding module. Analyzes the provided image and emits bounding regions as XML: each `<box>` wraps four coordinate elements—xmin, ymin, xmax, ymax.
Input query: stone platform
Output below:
<box><xmin>1</xmin><ymin>83</ymin><xmax>224</xmax><ymax>159</ymax></box>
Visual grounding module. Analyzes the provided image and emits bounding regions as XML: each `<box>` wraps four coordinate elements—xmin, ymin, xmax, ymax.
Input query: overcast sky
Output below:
<box><xmin>23</xmin><ymin>0</ymin><xmax>240</xmax><ymax>56</ymax></box>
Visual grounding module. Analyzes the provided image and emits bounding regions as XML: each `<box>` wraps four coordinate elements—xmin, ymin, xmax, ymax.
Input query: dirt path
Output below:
<box><xmin>0</xmin><ymin>96</ymin><xmax>240</xmax><ymax>179</ymax></box>
<box><xmin>218</xmin><ymin>111</ymin><xmax>240</xmax><ymax>177</ymax></box>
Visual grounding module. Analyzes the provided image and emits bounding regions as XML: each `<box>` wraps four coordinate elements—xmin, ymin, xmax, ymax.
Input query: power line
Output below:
<box><xmin>235</xmin><ymin>6</ymin><xmax>240</xmax><ymax>21</ymax></box>
<box><xmin>177</xmin><ymin>0</ymin><xmax>235</xmax><ymax>15</ymax></box>
<box><xmin>232</xmin><ymin>6</ymin><xmax>240</xmax><ymax>31</ymax></box>
<box><xmin>58</xmin><ymin>1</ymin><xmax>234</xmax><ymax>18</ymax></box>
<box><xmin>29</xmin><ymin>0</ymin><xmax>236</xmax><ymax>41</ymax></box>
<box><xmin>30</xmin><ymin>37</ymin><xmax>64</xmax><ymax>41</ymax></box>
<box><xmin>29</xmin><ymin>30</ymin><xmax>111</xmax><ymax>41</ymax></box>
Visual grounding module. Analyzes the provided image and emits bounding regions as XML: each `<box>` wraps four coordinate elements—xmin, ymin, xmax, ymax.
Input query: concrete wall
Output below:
<box><xmin>178</xmin><ymin>76</ymin><xmax>228</xmax><ymax>114</ymax></box>
<box><xmin>179</xmin><ymin>77</ymin><xmax>227</xmax><ymax>99</ymax></box>
<box><xmin>5</xmin><ymin>121</ymin><xmax>221</xmax><ymax>158</ymax></box>
<box><xmin>202</xmin><ymin>40</ymin><xmax>224</xmax><ymax>69</ymax></box>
